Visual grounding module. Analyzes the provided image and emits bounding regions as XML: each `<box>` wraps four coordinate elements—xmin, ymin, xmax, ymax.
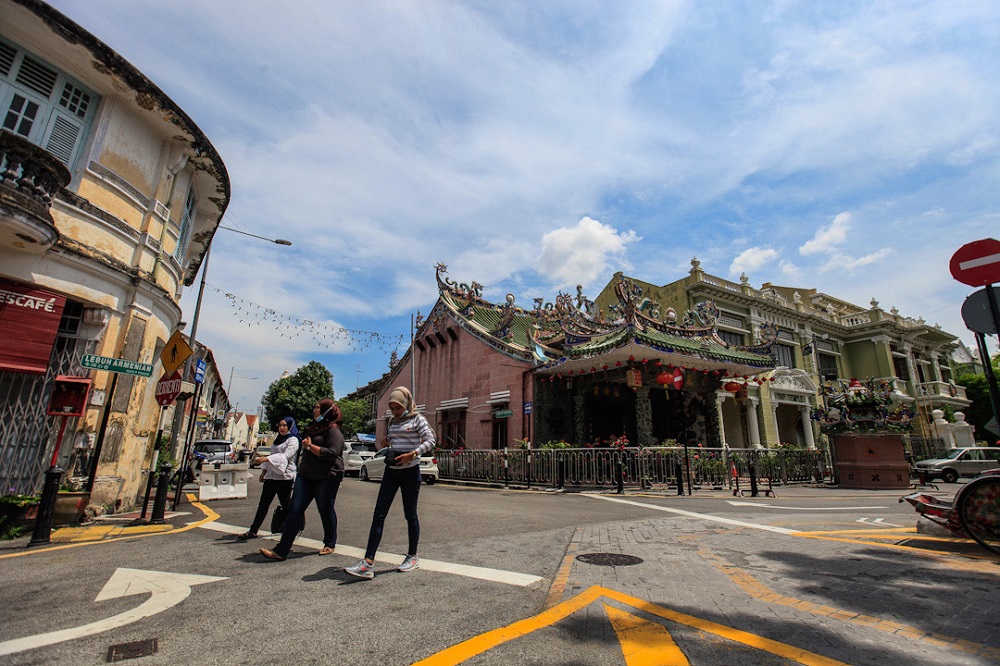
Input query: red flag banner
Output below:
<box><xmin>0</xmin><ymin>279</ymin><xmax>66</xmax><ymax>374</ymax></box>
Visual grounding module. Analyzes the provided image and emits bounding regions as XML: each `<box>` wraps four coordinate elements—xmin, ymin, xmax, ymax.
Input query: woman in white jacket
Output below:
<box><xmin>238</xmin><ymin>416</ymin><xmax>299</xmax><ymax>540</ymax></box>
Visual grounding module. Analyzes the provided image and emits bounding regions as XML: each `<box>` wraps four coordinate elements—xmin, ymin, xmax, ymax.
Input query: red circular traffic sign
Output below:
<box><xmin>155</xmin><ymin>370</ymin><xmax>183</xmax><ymax>406</ymax></box>
<box><xmin>672</xmin><ymin>368</ymin><xmax>685</xmax><ymax>390</ymax></box>
<box><xmin>950</xmin><ymin>238</ymin><xmax>1000</xmax><ymax>287</ymax></box>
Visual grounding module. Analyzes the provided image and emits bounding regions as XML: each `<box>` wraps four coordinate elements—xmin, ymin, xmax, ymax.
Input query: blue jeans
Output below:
<box><xmin>274</xmin><ymin>474</ymin><xmax>342</xmax><ymax>557</ymax></box>
<box><xmin>364</xmin><ymin>464</ymin><xmax>421</xmax><ymax>561</ymax></box>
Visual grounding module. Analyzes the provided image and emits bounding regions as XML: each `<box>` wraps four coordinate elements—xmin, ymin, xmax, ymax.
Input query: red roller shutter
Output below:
<box><xmin>0</xmin><ymin>279</ymin><xmax>66</xmax><ymax>374</ymax></box>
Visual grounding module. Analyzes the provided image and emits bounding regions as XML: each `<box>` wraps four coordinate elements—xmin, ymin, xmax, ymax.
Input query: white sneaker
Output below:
<box><xmin>398</xmin><ymin>555</ymin><xmax>419</xmax><ymax>572</ymax></box>
<box><xmin>345</xmin><ymin>560</ymin><xmax>374</xmax><ymax>579</ymax></box>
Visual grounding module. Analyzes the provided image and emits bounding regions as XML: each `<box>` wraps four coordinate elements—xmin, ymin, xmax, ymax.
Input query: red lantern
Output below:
<box><xmin>656</xmin><ymin>371</ymin><xmax>671</xmax><ymax>385</ymax></box>
<box><xmin>724</xmin><ymin>381</ymin><xmax>742</xmax><ymax>393</ymax></box>
<box><xmin>615</xmin><ymin>361</ymin><xmax>622</xmax><ymax>367</ymax></box>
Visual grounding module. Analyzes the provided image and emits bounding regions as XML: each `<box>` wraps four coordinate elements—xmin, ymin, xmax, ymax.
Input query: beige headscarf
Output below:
<box><xmin>387</xmin><ymin>386</ymin><xmax>416</xmax><ymax>421</ymax></box>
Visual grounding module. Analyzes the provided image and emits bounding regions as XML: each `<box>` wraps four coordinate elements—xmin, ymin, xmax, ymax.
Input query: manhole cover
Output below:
<box><xmin>576</xmin><ymin>552</ymin><xmax>643</xmax><ymax>566</ymax></box>
<box><xmin>107</xmin><ymin>638</ymin><xmax>158</xmax><ymax>662</ymax></box>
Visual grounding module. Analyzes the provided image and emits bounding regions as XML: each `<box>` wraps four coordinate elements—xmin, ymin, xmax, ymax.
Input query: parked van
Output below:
<box><xmin>912</xmin><ymin>447</ymin><xmax>1000</xmax><ymax>483</ymax></box>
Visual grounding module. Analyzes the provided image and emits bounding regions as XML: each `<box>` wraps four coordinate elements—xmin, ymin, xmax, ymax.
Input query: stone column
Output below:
<box><xmin>800</xmin><ymin>405</ymin><xmax>816</xmax><ymax>449</ymax></box>
<box><xmin>714</xmin><ymin>391</ymin><xmax>728</xmax><ymax>448</ymax></box>
<box><xmin>573</xmin><ymin>393</ymin><xmax>586</xmax><ymax>445</ymax></box>
<box><xmin>635</xmin><ymin>386</ymin><xmax>653</xmax><ymax>447</ymax></box>
<box><xmin>746</xmin><ymin>398</ymin><xmax>762</xmax><ymax>448</ymax></box>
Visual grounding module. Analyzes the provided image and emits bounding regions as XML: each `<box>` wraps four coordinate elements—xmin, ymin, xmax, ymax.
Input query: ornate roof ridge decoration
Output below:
<box><xmin>433</xmin><ymin>265</ymin><xmax>776</xmax><ymax>370</ymax></box>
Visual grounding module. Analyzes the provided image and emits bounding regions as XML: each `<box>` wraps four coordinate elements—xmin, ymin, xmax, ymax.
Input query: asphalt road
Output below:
<box><xmin>1</xmin><ymin>477</ymin><xmax>997</xmax><ymax>665</ymax></box>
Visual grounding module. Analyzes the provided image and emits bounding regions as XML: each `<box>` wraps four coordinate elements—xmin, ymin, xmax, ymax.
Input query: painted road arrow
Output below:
<box><xmin>0</xmin><ymin>568</ymin><xmax>227</xmax><ymax>656</ymax></box>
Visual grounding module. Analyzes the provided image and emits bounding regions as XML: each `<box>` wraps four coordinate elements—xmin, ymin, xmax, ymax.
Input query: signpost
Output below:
<box><xmin>160</xmin><ymin>330</ymin><xmax>193</xmax><ymax>377</ymax></box>
<box><xmin>951</xmin><ymin>238</ymin><xmax>1000</xmax><ymax>440</ymax></box>
<box><xmin>81</xmin><ymin>354</ymin><xmax>153</xmax><ymax>377</ymax></box>
<box><xmin>672</xmin><ymin>368</ymin><xmax>685</xmax><ymax>390</ymax></box>
<box><xmin>950</xmin><ymin>238</ymin><xmax>1000</xmax><ymax>287</ymax></box>
<box><xmin>155</xmin><ymin>371</ymin><xmax>183</xmax><ymax>407</ymax></box>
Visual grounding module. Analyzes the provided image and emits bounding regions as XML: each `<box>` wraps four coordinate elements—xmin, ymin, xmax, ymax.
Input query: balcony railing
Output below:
<box><xmin>917</xmin><ymin>381</ymin><xmax>968</xmax><ymax>401</ymax></box>
<box><xmin>0</xmin><ymin>130</ymin><xmax>71</xmax><ymax>253</ymax></box>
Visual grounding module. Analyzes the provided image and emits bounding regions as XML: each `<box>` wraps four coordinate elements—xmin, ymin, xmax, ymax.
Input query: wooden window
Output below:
<box><xmin>0</xmin><ymin>38</ymin><xmax>97</xmax><ymax>168</ymax></box>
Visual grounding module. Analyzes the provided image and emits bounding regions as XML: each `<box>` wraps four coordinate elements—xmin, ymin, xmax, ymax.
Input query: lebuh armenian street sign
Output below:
<box><xmin>81</xmin><ymin>354</ymin><xmax>153</xmax><ymax>377</ymax></box>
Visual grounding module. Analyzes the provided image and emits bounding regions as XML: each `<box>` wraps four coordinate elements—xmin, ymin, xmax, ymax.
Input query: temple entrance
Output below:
<box><xmin>649</xmin><ymin>388</ymin><xmax>690</xmax><ymax>444</ymax></box>
<box><xmin>584</xmin><ymin>382</ymin><xmax>636</xmax><ymax>445</ymax></box>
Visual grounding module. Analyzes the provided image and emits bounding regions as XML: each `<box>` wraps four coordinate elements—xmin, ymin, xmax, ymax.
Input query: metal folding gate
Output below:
<box><xmin>0</xmin><ymin>333</ymin><xmax>93</xmax><ymax>495</ymax></box>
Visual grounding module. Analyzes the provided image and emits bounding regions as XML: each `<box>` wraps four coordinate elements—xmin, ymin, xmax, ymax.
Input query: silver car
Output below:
<box><xmin>912</xmin><ymin>447</ymin><xmax>1000</xmax><ymax>483</ymax></box>
<box><xmin>360</xmin><ymin>448</ymin><xmax>438</xmax><ymax>484</ymax></box>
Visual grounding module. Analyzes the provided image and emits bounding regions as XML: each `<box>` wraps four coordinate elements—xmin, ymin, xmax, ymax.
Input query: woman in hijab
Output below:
<box><xmin>238</xmin><ymin>416</ymin><xmax>299</xmax><ymax>540</ymax></box>
<box><xmin>261</xmin><ymin>398</ymin><xmax>345</xmax><ymax>561</ymax></box>
<box><xmin>345</xmin><ymin>386</ymin><xmax>435</xmax><ymax>579</ymax></box>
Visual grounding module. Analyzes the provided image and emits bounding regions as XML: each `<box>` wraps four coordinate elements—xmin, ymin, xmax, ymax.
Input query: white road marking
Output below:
<box><xmin>584</xmin><ymin>495</ymin><xmax>799</xmax><ymax>535</ymax></box>
<box><xmin>856</xmin><ymin>518</ymin><xmax>905</xmax><ymax>528</ymax></box>
<box><xmin>201</xmin><ymin>521</ymin><xmax>544</xmax><ymax>587</ymax></box>
<box><xmin>0</xmin><ymin>568</ymin><xmax>226</xmax><ymax>656</ymax></box>
<box><xmin>726</xmin><ymin>501</ymin><xmax>888</xmax><ymax>510</ymax></box>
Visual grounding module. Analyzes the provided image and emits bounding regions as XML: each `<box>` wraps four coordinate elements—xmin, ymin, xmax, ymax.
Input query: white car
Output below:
<box><xmin>360</xmin><ymin>448</ymin><xmax>438</xmax><ymax>484</ymax></box>
<box><xmin>343</xmin><ymin>440</ymin><xmax>375</xmax><ymax>477</ymax></box>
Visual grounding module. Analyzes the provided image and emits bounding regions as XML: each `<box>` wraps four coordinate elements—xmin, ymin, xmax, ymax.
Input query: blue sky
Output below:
<box><xmin>48</xmin><ymin>1</ymin><xmax>1000</xmax><ymax>413</ymax></box>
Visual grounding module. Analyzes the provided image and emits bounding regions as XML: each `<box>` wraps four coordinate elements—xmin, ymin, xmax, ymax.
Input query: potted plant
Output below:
<box><xmin>0</xmin><ymin>494</ymin><xmax>40</xmax><ymax>538</ymax></box>
<box><xmin>812</xmin><ymin>378</ymin><xmax>915</xmax><ymax>489</ymax></box>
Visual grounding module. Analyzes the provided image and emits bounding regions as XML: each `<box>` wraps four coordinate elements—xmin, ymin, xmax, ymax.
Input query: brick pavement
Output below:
<box><xmin>548</xmin><ymin>489</ymin><xmax>1000</xmax><ymax>666</ymax></box>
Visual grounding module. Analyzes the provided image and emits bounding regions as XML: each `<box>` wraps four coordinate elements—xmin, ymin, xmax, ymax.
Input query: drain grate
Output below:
<box><xmin>576</xmin><ymin>552</ymin><xmax>643</xmax><ymax>566</ymax></box>
<box><xmin>107</xmin><ymin>638</ymin><xmax>158</xmax><ymax>662</ymax></box>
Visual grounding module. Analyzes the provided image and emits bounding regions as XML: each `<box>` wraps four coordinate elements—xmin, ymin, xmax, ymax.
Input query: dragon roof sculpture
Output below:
<box><xmin>431</xmin><ymin>264</ymin><xmax>776</xmax><ymax>375</ymax></box>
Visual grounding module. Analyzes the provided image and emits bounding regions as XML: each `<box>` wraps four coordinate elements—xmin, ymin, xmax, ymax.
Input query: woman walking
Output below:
<box><xmin>346</xmin><ymin>386</ymin><xmax>435</xmax><ymax>579</ymax></box>
<box><xmin>260</xmin><ymin>399</ymin><xmax>344</xmax><ymax>561</ymax></box>
<box><xmin>238</xmin><ymin>416</ymin><xmax>299</xmax><ymax>540</ymax></box>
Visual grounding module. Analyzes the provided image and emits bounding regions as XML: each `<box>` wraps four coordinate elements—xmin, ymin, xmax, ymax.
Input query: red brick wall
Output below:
<box><xmin>374</xmin><ymin>323</ymin><xmax>533</xmax><ymax>450</ymax></box>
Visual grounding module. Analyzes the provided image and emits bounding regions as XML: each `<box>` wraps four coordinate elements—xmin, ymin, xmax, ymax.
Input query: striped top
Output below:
<box><xmin>387</xmin><ymin>413</ymin><xmax>436</xmax><ymax>468</ymax></box>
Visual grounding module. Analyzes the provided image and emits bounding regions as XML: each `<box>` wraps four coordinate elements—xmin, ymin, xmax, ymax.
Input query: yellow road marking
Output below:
<box><xmin>413</xmin><ymin>585</ymin><xmax>849</xmax><ymax>666</ymax></box>
<box><xmin>605</xmin><ymin>603</ymin><xmax>689</xmax><ymax>665</ymax></box>
<box><xmin>0</xmin><ymin>495</ymin><xmax>217</xmax><ymax>559</ymax></box>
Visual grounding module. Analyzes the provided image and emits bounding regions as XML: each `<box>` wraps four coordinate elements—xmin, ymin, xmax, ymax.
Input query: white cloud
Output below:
<box><xmin>800</xmin><ymin>212</ymin><xmax>852</xmax><ymax>256</ymax></box>
<box><xmin>729</xmin><ymin>246</ymin><xmax>778</xmax><ymax>275</ymax></box>
<box><xmin>537</xmin><ymin>217</ymin><xmax>640</xmax><ymax>287</ymax></box>
<box><xmin>819</xmin><ymin>249</ymin><xmax>893</xmax><ymax>273</ymax></box>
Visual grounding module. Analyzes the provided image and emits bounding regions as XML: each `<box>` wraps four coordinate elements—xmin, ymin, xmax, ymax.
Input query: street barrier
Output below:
<box><xmin>195</xmin><ymin>462</ymin><xmax>250</xmax><ymax>501</ymax></box>
<box><xmin>437</xmin><ymin>447</ymin><xmax>830</xmax><ymax>492</ymax></box>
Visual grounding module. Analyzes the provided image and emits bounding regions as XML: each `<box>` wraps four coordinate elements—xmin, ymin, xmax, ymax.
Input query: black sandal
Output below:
<box><xmin>237</xmin><ymin>531</ymin><xmax>257</xmax><ymax>541</ymax></box>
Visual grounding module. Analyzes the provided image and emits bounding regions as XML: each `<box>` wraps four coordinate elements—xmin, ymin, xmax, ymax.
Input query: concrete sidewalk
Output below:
<box><xmin>0</xmin><ymin>495</ymin><xmax>211</xmax><ymax>555</ymax></box>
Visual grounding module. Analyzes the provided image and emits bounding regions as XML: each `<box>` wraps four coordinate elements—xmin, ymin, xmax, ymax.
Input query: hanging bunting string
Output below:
<box><xmin>209</xmin><ymin>284</ymin><xmax>407</xmax><ymax>353</ymax></box>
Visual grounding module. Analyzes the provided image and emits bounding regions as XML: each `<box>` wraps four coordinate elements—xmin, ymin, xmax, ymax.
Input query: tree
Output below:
<box><xmin>956</xmin><ymin>352</ymin><xmax>1000</xmax><ymax>442</ymax></box>
<box><xmin>261</xmin><ymin>361</ymin><xmax>334</xmax><ymax>430</ymax></box>
<box><xmin>338</xmin><ymin>398</ymin><xmax>373</xmax><ymax>438</ymax></box>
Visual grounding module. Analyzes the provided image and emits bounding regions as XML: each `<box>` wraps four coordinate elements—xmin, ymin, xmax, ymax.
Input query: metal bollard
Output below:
<box><xmin>748</xmin><ymin>461</ymin><xmax>759</xmax><ymax>498</ymax></box>
<box><xmin>28</xmin><ymin>466</ymin><xmax>65</xmax><ymax>547</ymax></box>
<box><xmin>139</xmin><ymin>469</ymin><xmax>156</xmax><ymax>520</ymax></box>
<box><xmin>616</xmin><ymin>455</ymin><xmax>624</xmax><ymax>494</ymax></box>
<box><xmin>150</xmin><ymin>463</ymin><xmax>172</xmax><ymax>524</ymax></box>
<box><xmin>557</xmin><ymin>458</ymin><xmax>565</xmax><ymax>490</ymax></box>
<box><xmin>676</xmin><ymin>460</ymin><xmax>685</xmax><ymax>496</ymax></box>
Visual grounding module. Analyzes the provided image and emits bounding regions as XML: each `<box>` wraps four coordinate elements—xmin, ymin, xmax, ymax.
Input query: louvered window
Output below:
<box><xmin>174</xmin><ymin>187</ymin><xmax>196</xmax><ymax>260</ymax></box>
<box><xmin>0</xmin><ymin>37</ymin><xmax>97</xmax><ymax>169</ymax></box>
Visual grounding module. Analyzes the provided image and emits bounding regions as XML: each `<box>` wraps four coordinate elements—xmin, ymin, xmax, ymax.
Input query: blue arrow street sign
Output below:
<box><xmin>194</xmin><ymin>358</ymin><xmax>206</xmax><ymax>384</ymax></box>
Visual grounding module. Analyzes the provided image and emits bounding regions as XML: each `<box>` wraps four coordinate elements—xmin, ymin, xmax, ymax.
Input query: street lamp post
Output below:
<box><xmin>172</xmin><ymin>225</ymin><xmax>291</xmax><ymax>509</ymax></box>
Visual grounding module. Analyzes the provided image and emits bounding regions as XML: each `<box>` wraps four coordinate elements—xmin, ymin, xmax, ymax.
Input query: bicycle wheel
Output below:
<box><xmin>958</xmin><ymin>476</ymin><xmax>1000</xmax><ymax>556</ymax></box>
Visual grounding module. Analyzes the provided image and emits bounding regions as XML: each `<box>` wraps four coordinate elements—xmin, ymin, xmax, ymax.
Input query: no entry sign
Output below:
<box><xmin>672</xmin><ymin>368</ymin><xmax>685</xmax><ymax>390</ymax></box>
<box><xmin>950</xmin><ymin>238</ymin><xmax>1000</xmax><ymax>287</ymax></box>
<box><xmin>155</xmin><ymin>370</ymin><xmax>183</xmax><ymax>406</ymax></box>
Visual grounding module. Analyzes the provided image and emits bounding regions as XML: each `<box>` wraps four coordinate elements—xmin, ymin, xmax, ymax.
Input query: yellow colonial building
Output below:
<box><xmin>0</xmin><ymin>0</ymin><xmax>229</xmax><ymax>509</ymax></box>
<box><xmin>593</xmin><ymin>258</ymin><xmax>971</xmax><ymax>450</ymax></box>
